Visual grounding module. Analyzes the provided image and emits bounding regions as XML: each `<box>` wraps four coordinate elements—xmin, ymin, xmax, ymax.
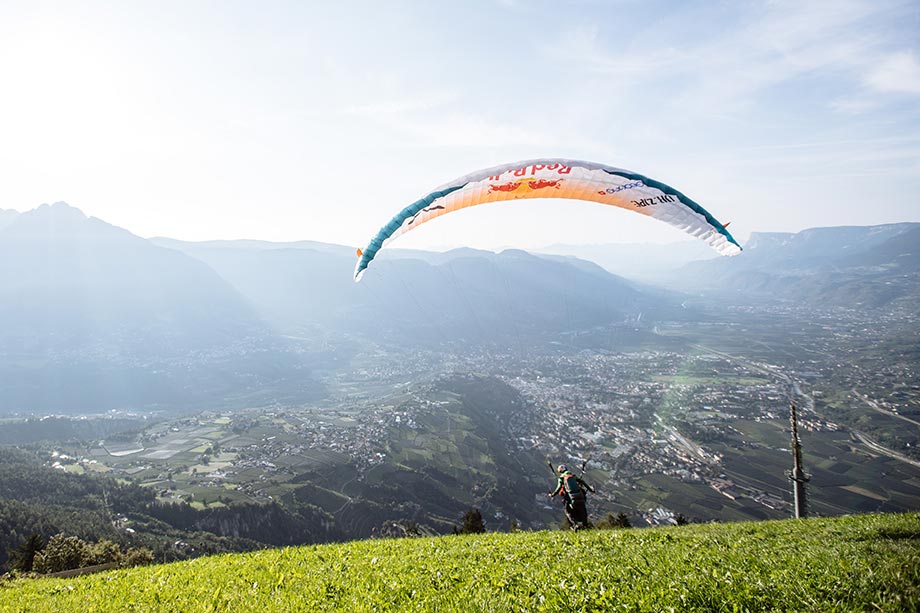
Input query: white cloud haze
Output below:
<box><xmin>0</xmin><ymin>0</ymin><xmax>917</xmax><ymax>250</ymax></box>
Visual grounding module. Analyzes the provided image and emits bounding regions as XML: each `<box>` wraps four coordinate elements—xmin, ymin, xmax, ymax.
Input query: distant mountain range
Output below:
<box><xmin>534</xmin><ymin>240</ymin><xmax>719</xmax><ymax>282</ymax></box>
<box><xmin>0</xmin><ymin>208</ymin><xmax>19</xmax><ymax>231</ymax></box>
<box><xmin>0</xmin><ymin>203</ymin><xmax>676</xmax><ymax>414</ymax></box>
<box><xmin>1</xmin><ymin>202</ymin><xmax>917</xmax><ymax>413</ymax></box>
<box><xmin>0</xmin><ymin>203</ymin><xmax>322</xmax><ymax>413</ymax></box>
<box><xmin>669</xmin><ymin>223</ymin><xmax>920</xmax><ymax>308</ymax></box>
<box><xmin>0</xmin><ymin>203</ymin><xmax>262</xmax><ymax>349</ymax></box>
<box><xmin>151</xmin><ymin>237</ymin><xmax>677</xmax><ymax>346</ymax></box>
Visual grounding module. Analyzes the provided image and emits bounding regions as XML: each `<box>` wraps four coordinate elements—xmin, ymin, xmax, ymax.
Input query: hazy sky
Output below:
<box><xmin>1</xmin><ymin>0</ymin><xmax>919</xmax><ymax>250</ymax></box>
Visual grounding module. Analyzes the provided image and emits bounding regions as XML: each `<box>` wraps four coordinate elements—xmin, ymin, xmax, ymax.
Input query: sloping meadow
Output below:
<box><xmin>2</xmin><ymin>513</ymin><xmax>918</xmax><ymax>612</ymax></box>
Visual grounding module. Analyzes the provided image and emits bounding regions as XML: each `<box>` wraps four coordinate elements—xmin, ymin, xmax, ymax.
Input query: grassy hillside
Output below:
<box><xmin>2</xmin><ymin>513</ymin><xmax>918</xmax><ymax>612</ymax></box>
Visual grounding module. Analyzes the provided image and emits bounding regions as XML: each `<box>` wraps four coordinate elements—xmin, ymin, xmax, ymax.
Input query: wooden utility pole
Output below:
<box><xmin>789</xmin><ymin>399</ymin><xmax>810</xmax><ymax>518</ymax></box>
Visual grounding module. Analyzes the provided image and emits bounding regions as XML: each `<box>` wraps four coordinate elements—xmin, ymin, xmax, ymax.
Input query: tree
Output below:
<box><xmin>401</xmin><ymin>521</ymin><xmax>423</xmax><ymax>537</ymax></box>
<box><xmin>380</xmin><ymin>520</ymin><xmax>423</xmax><ymax>539</ymax></box>
<box><xmin>458</xmin><ymin>508</ymin><xmax>485</xmax><ymax>534</ymax></box>
<box><xmin>674</xmin><ymin>513</ymin><xmax>689</xmax><ymax>526</ymax></box>
<box><xmin>85</xmin><ymin>539</ymin><xmax>122</xmax><ymax>566</ymax></box>
<box><xmin>596</xmin><ymin>512</ymin><xmax>632</xmax><ymax>529</ymax></box>
<box><xmin>122</xmin><ymin>547</ymin><xmax>154</xmax><ymax>568</ymax></box>
<box><xmin>23</xmin><ymin>535</ymin><xmax>156</xmax><ymax>573</ymax></box>
<box><xmin>9</xmin><ymin>532</ymin><xmax>45</xmax><ymax>572</ymax></box>
<box><xmin>32</xmin><ymin>534</ymin><xmax>89</xmax><ymax>574</ymax></box>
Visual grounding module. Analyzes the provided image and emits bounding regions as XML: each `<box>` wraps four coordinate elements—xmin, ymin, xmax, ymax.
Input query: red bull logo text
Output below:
<box><xmin>488</xmin><ymin>163</ymin><xmax>573</xmax><ymax>181</ymax></box>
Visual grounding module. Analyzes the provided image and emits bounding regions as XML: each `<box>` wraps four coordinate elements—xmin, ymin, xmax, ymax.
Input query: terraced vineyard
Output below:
<box><xmin>2</xmin><ymin>513</ymin><xmax>918</xmax><ymax>612</ymax></box>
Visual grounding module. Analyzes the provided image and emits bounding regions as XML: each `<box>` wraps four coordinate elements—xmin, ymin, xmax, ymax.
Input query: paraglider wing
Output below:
<box><xmin>354</xmin><ymin>158</ymin><xmax>741</xmax><ymax>281</ymax></box>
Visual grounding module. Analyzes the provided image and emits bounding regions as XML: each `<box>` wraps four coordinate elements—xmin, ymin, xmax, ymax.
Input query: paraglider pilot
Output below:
<box><xmin>549</xmin><ymin>464</ymin><xmax>595</xmax><ymax>530</ymax></box>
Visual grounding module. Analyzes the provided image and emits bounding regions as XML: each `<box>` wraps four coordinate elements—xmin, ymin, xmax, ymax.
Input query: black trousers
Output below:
<box><xmin>564</xmin><ymin>497</ymin><xmax>588</xmax><ymax>527</ymax></box>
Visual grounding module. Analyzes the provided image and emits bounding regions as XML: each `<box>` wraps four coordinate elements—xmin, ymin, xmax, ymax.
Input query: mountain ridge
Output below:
<box><xmin>0</xmin><ymin>202</ymin><xmax>322</xmax><ymax>413</ymax></box>
<box><xmin>2</xmin><ymin>202</ymin><xmax>918</xmax><ymax>411</ymax></box>
<box><xmin>667</xmin><ymin>222</ymin><xmax>920</xmax><ymax>307</ymax></box>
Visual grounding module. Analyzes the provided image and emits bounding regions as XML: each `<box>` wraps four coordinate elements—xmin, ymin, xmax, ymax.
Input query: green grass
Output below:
<box><xmin>2</xmin><ymin>514</ymin><xmax>918</xmax><ymax>612</ymax></box>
